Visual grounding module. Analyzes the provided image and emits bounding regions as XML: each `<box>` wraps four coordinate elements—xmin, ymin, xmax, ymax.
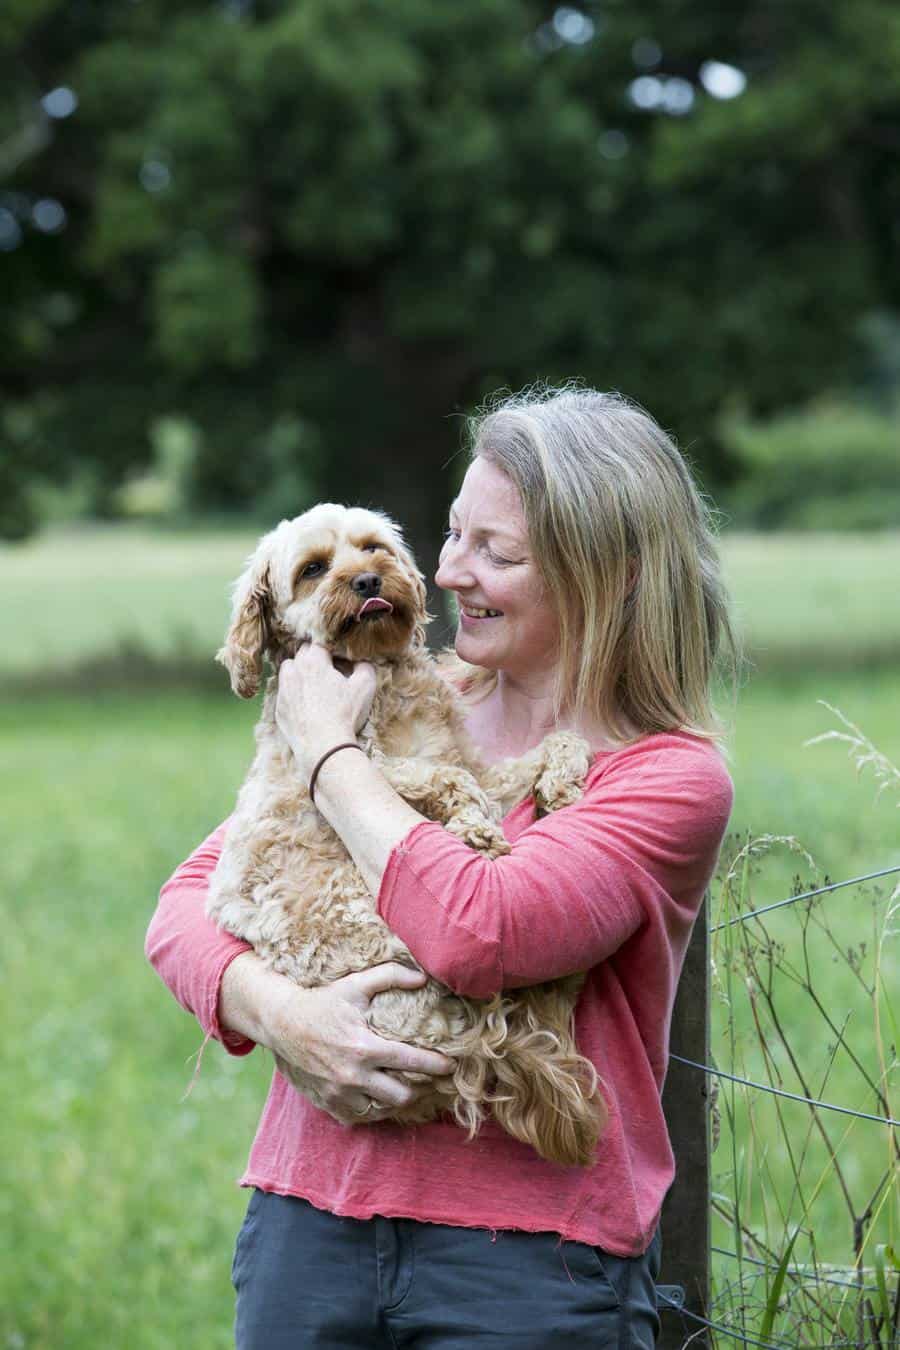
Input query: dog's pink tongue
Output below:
<box><xmin>358</xmin><ymin>597</ymin><xmax>393</xmax><ymax>618</ymax></box>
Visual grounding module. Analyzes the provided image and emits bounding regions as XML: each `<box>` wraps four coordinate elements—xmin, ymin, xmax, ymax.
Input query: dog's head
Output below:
<box><xmin>217</xmin><ymin>504</ymin><xmax>429</xmax><ymax>697</ymax></box>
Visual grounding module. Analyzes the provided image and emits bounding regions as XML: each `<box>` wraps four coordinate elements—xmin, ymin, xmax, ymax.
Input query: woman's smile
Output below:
<box><xmin>458</xmin><ymin>603</ymin><xmax>504</xmax><ymax>622</ymax></box>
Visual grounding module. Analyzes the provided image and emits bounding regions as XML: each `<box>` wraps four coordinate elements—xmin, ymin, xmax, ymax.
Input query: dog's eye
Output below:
<box><xmin>301</xmin><ymin>560</ymin><xmax>326</xmax><ymax>579</ymax></box>
<box><xmin>362</xmin><ymin>543</ymin><xmax>382</xmax><ymax>553</ymax></box>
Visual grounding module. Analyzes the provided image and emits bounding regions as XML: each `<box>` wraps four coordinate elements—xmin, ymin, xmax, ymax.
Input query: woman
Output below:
<box><xmin>146</xmin><ymin>385</ymin><xmax>735</xmax><ymax>1348</ymax></box>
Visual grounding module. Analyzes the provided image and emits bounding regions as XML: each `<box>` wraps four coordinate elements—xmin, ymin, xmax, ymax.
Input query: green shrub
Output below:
<box><xmin>721</xmin><ymin>400</ymin><xmax>900</xmax><ymax>530</ymax></box>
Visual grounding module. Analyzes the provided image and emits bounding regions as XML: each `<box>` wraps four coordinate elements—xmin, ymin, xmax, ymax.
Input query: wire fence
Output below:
<box><xmin>673</xmin><ymin>860</ymin><xmax>900</xmax><ymax>1349</ymax></box>
<box><xmin>669</xmin><ymin>1056</ymin><xmax>900</xmax><ymax>1129</ymax></box>
<box><xmin>710</xmin><ymin>1248</ymin><xmax>885</xmax><ymax>1298</ymax></box>
<box><xmin>659</xmin><ymin>1291</ymin><xmax>867</xmax><ymax>1350</ymax></box>
<box><xmin>680</xmin><ymin>861</ymin><xmax>900</xmax><ymax>1123</ymax></box>
<box><xmin>710</xmin><ymin>863</ymin><xmax>900</xmax><ymax>933</ymax></box>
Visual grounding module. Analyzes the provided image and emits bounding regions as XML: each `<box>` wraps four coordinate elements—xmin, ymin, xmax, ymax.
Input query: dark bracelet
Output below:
<box><xmin>308</xmin><ymin>742</ymin><xmax>366</xmax><ymax>806</ymax></box>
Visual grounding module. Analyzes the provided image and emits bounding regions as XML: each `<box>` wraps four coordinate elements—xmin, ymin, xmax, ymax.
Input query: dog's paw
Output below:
<box><xmin>444</xmin><ymin>813</ymin><xmax>511</xmax><ymax>858</ymax></box>
<box><xmin>533</xmin><ymin>732</ymin><xmax>591</xmax><ymax>815</ymax></box>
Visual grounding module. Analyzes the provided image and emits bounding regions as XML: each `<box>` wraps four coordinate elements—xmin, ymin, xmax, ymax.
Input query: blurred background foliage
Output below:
<box><xmin>2</xmin><ymin>0</ymin><xmax>899</xmax><ymax>568</ymax></box>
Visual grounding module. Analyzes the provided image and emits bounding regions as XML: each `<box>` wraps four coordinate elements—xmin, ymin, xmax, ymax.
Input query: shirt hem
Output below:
<box><xmin>236</xmin><ymin>1172</ymin><xmax>655</xmax><ymax>1258</ymax></box>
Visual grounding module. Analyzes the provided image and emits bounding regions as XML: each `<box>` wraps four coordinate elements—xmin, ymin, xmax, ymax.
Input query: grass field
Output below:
<box><xmin>2</xmin><ymin>525</ymin><xmax>900</xmax><ymax>679</ymax></box>
<box><xmin>0</xmin><ymin>525</ymin><xmax>257</xmax><ymax>681</ymax></box>
<box><xmin>720</xmin><ymin>531</ymin><xmax>900</xmax><ymax>670</ymax></box>
<box><xmin>2</xmin><ymin>525</ymin><xmax>898</xmax><ymax>1346</ymax></box>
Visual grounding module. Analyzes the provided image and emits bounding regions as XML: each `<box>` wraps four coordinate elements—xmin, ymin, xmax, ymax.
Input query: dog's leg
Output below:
<box><xmin>478</xmin><ymin>743</ymin><xmax>549</xmax><ymax>817</ymax></box>
<box><xmin>531</xmin><ymin>731</ymin><xmax>592</xmax><ymax>814</ymax></box>
<box><xmin>482</xmin><ymin>731</ymin><xmax>591</xmax><ymax>817</ymax></box>
<box><xmin>380</xmin><ymin>757</ymin><xmax>511</xmax><ymax>858</ymax></box>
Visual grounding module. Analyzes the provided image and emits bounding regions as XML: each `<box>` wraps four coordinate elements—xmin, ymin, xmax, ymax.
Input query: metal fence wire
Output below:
<box><xmin>658</xmin><ymin>1291</ymin><xmax>870</xmax><ymax>1350</ymax></box>
<box><xmin>665</xmin><ymin>862</ymin><xmax>900</xmax><ymax>1349</ymax></box>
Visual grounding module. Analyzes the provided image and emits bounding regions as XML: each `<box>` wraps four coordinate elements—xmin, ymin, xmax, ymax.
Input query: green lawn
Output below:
<box><xmin>2</xmin><ymin>525</ymin><xmax>898</xmax><ymax>1345</ymax></box>
<box><xmin>2</xmin><ymin>524</ymin><xmax>899</xmax><ymax>678</ymax></box>
<box><xmin>720</xmin><ymin>531</ymin><xmax>900</xmax><ymax>670</ymax></box>
<box><xmin>0</xmin><ymin>525</ymin><xmax>257</xmax><ymax>678</ymax></box>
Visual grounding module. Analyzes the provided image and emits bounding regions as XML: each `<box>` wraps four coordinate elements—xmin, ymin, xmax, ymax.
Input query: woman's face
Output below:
<box><xmin>435</xmin><ymin>456</ymin><xmax>560</xmax><ymax>681</ymax></box>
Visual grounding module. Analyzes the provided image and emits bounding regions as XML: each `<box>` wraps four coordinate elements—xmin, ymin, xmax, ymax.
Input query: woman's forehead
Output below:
<box><xmin>451</xmin><ymin>458</ymin><xmax>527</xmax><ymax>539</ymax></box>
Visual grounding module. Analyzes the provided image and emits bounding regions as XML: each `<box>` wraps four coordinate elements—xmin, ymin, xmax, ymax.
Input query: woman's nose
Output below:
<box><xmin>435</xmin><ymin>540</ymin><xmax>471</xmax><ymax>591</ymax></box>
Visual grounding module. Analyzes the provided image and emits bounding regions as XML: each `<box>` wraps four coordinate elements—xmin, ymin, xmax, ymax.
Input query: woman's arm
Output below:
<box><xmin>325</xmin><ymin>741</ymin><xmax>732</xmax><ymax>996</ymax></box>
<box><xmin>146</xmin><ymin>818</ymin><xmax>454</xmax><ymax>1113</ymax></box>
<box><xmin>145</xmin><ymin>819</ymin><xmax>255</xmax><ymax>1054</ymax></box>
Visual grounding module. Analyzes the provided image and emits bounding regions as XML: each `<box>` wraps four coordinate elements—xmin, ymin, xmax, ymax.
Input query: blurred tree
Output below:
<box><xmin>2</xmin><ymin>0</ymin><xmax>900</xmax><ymax>570</ymax></box>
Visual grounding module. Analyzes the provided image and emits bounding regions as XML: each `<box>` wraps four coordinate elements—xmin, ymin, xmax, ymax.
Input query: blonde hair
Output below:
<box><xmin>463</xmin><ymin>383</ymin><xmax>737</xmax><ymax>743</ymax></box>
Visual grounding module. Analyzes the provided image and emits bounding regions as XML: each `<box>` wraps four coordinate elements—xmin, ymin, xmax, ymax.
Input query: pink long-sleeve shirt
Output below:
<box><xmin>146</xmin><ymin>731</ymin><xmax>732</xmax><ymax>1257</ymax></box>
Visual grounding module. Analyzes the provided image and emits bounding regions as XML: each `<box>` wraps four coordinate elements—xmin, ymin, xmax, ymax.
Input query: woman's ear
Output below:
<box><xmin>217</xmin><ymin>547</ymin><xmax>275</xmax><ymax>698</ymax></box>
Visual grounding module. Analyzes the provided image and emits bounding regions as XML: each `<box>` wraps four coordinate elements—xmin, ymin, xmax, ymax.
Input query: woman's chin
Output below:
<box><xmin>454</xmin><ymin>626</ymin><xmax>499</xmax><ymax>669</ymax></box>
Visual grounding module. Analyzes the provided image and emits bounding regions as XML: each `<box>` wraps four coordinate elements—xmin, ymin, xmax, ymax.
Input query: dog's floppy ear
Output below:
<box><xmin>217</xmin><ymin>544</ymin><xmax>276</xmax><ymax>698</ymax></box>
<box><xmin>389</xmin><ymin>526</ymin><xmax>431</xmax><ymax>649</ymax></box>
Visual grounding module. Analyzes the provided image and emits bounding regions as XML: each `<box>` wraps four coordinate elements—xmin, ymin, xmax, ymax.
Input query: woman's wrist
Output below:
<box><xmin>218</xmin><ymin>950</ymin><xmax>299</xmax><ymax>1051</ymax></box>
<box><xmin>288</xmin><ymin>723</ymin><xmax>359</xmax><ymax>782</ymax></box>
<box><xmin>308</xmin><ymin>740</ymin><xmax>365</xmax><ymax>803</ymax></box>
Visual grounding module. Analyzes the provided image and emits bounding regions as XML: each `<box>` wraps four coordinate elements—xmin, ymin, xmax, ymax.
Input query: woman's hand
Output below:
<box><xmin>275</xmin><ymin>644</ymin><xmax>377</xmax><ymax>780</ymax></box>
<box><xmin>220</xmin><ymin>954</ymin><xmax>455</xmax><ymax>1124</ymax></box>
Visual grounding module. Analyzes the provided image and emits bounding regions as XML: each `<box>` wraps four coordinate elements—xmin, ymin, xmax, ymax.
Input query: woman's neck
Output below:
<box><xmin>465</xmin><ymin>671</ymin><xmax>624</xmax><ymax>763</ymax></box>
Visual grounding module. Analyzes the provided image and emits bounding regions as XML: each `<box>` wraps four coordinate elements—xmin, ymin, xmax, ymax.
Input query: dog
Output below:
<box><xmin>206</xmin><ymin>503</ymin><xmax>604</xmax><ymax>1166</ymax></box>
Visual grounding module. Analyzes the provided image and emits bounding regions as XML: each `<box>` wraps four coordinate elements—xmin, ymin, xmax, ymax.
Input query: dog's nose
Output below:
<box><xmin>351</xmin><ymin>572</ymin><xmax>382</xmax><ymax>598</ymax></box>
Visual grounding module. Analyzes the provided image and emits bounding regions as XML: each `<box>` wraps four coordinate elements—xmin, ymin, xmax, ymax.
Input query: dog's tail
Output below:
<box><xmin>448</xmin><ymin>980</ymin><xmax>605</xmax><ymax>1168</ymax></box>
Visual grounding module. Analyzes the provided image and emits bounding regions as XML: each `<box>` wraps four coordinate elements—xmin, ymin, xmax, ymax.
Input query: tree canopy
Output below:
<box><xmin>3</xmin><ymin>0</ymin><xmax>899</xmax><ymax>565</ymax></box>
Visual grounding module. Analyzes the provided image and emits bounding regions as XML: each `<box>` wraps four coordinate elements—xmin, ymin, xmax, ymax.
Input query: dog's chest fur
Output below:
<box><xmin>364</xmin><ymin>656</ymin><xmax>472</xmax><ymax>765</ymax></box>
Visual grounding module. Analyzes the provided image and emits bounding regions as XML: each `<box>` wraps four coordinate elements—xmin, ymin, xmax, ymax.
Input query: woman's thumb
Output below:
<box><xmin>349</xmin><ymin>660</ymin><xmax>377</xmax><ymax>728</ymax></box>
<box><xmin>349</xmin><ymin>659</ymin><xmax>376</xmax><ymax>692</ymax></box>
<box><xmin>357</xmin><ymin>962</ymin><xmax>426</xmax><ymax>999</ymax></box>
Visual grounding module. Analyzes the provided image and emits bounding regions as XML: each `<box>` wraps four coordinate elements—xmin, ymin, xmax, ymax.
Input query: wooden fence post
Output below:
<box><xmin>658</xmin><ymin>899</ymin><xmax>710</xmax><ymax>1349</ymax></box>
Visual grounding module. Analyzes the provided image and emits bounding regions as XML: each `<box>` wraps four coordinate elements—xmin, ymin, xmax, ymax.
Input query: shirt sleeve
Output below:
<box><xmin>377</xmin><ymin>739</ymin><xmax>734</xmax><ymax>998</ymax></box>
<box><xmin>144</xmin><ymin>818</ymin><xmax>256</xmax><ymax>1055</ymax></box>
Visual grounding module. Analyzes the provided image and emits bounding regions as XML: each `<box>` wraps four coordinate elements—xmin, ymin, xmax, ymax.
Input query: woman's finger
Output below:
<box><xmin>344</xmin><ymin>966</ymin><xmax>456</xmax><ymax>1077</ymax></box>
<box><xmin>304</xmin><ymin>642</ymin><xmax>336</xmax><ymax>670</ymax></box>
<box><xmin>348</xmin><ymin>659</ymin><xmax>376</xmax><ymax>688</ymax></box>
<box><xmin>361</xmin><ymin>1069</ymin><xmax>423</xmax><ymax>1110</ymax></box>
<box><xmin>351</xmin><ymin>962</ymin><xmax>426</xmax><ymax>1000</ymax></box>
<box><xmin>347</xmin><ymin>660</ymin><xmax>377</xmax><ymax>729</ymax></box>
<box><xmin>361</xmin><ymin>1069</ymin><xmax>451</xmax><ymax>1113</ymax></box>
<box><xmin>364</xmin><ymin>1031</ymin><xmax>456</xmax><ymax>1079</ymax></box>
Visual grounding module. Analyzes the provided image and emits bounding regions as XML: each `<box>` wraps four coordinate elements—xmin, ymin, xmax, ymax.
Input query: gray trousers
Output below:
<box><xmin>232</xmin><ymin>1190</ymin><xmax>661</xmax><ymax>1348</ymax></box>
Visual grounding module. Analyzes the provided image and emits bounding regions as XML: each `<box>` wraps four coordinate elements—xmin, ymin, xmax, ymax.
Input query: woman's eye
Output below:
<box><xmin>363</xmin><ymin>544</ymin><xmax>380</xmax><ymax>553</ymax></box>
<box><xmin>301</xmin><ymin>560</ymin><xmax>325</xmax><ymax>578</ymax></box>
<box><xmin>443</xmin><ymin>528</ymin><xmax>460</xmax><ymax>542</ymax></box>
